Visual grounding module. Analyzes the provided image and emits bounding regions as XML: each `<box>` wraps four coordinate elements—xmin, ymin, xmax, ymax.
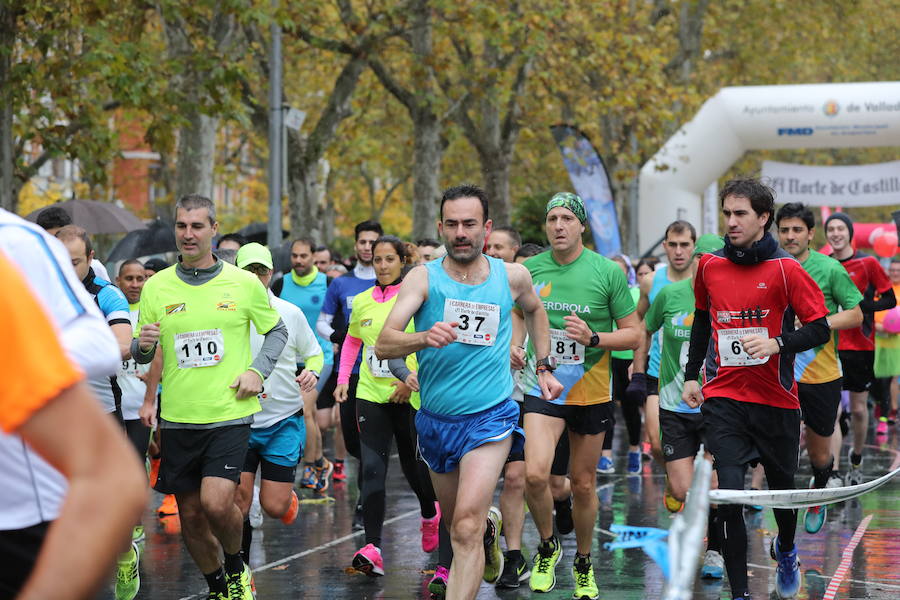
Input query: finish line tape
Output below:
<box><xmin>709</xmin><ymin>465</ymin><xmax>900</xmax><ymax>508</ymax></box>
<box><xmin>823</xmin><ymin>514</ymin><xmax>872</xmax><ymax>600</ymax></box>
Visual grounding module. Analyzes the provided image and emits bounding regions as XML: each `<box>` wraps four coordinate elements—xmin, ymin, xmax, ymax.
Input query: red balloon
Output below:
<box><xmin>873</xmin><ymin>232</ymin><xmax>898</xmax><ymax>258</ymax></box>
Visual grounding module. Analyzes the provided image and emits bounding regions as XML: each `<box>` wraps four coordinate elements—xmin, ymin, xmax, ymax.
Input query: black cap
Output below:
<box><xmin>825</xmin><ymin>212</ymin><xmax>854</xmax><ymax>241</ymax></box>
<box><xmin>142</xmin><ymin>257</ymin><xmax>170</xmax><ymax>273</ymax></box>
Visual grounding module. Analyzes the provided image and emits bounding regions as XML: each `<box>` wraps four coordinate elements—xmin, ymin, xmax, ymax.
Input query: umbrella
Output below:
<box><xmin>235</xmin><ymin>222</ymin><xmax>289</xmax><ymax>245</ymax></box>
<box><xmin>26</xmin><ymin>199</ymin><xmax>146</xmax><ymax>234</ymax></box>
<box><xmin>106</xmin><ymin>219</ymin><xmax>177</xmax><ymax>261</ymax></box>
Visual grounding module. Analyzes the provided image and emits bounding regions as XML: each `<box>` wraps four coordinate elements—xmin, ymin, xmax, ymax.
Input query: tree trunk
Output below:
<box><xmin>174</xmin><ymin>111</ymin><xmax>217</xmax><ymax>200</ymax></box>
<box><xmin>482</xmin><ymin>154</ymin><xmax>511</xmax><ymax>225</ymax></box>
<box><xmin>0</xmin><ymin>3</ymin><xmax>18</xmax><ymax>213</ymax></box>
<box><xmin>411</xmin><ymin>108</ymin><xmax>442</xmax><ymax>240</ymax></box>
<box><xmin>286</xmin><ymin>126</ymin><xmax>329</xmax><ymax>243</ymax></box>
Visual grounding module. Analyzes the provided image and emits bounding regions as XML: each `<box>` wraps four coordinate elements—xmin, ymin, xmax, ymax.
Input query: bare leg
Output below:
<box><xmin>177</xmin><ymin>489</ymin><xmax>222</xmax><ymax>574</ymax></box>
<box><xmin>499</xmin><ymin>460</ymin><xmax>526</xmax><ymax>552</ymax></box>
<box><xmin>523</xmin><ymin>413</ymin><xmax>566</xmax><ymax>540</ymax></box>
<box><xmin>644</xmin><ymin>395</ymin><xmax>664</xmax><ymax>462</ymax></box>
<box><xmin>567</xmin><ymin>432</ymin><xmax>604</xmax><ymax>555</ymax></box>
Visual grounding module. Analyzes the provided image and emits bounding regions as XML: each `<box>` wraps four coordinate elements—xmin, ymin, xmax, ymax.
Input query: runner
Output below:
<box><xmin>134</xmin><ymin>194</ymin><xmax>287</xmax><ymax>600</ymax></box>
<box><xmin>486</xmin><ymin>226</ymin><xmax>521</xmax><ymax>264</ymax></box>
<box><xmin>334</xmin><ymin>235</ymin><xmax>439</xmax><ymax>576</ymax></box>
<box><xmin>633</xmin><ymin>221</ymin><xmax>696</xmax><ymax>467</ymax></box>
<box><xmin>232</xmin><ymin>243</ymin><xmax>323</xmax><ymax>562</ymax></box>
<box><xmin>518</xmin><ymin>192</ymin><xmax>641</xmax><ymax>598</ymax></box>
<box><xmin>274</xmin><ymin>237</ymin><xmax>338</xmax><ymax>490</ymax></box>
<box><xmin>0</xmin><ymin>251</ymin><xmax>147</xmax><ymax>600</ymax></box>
<box><xmin>825</xmin><ymin>212</ymin><xmax>896</xmax><ymax>485</ymax></box>
<box><xmin>644</xmin><ymin>234</ymin><xmax>725</xmax><ymax>578</ymax></box>
<box><xmin>683</xmin><ymin>178</ymin><xmax>831</xmax><ymax>600</ymax></box>
<box><xmin>776</xmin><ymin>203</ymin><xmax>863</xmax><ymax>534</ymax></box>
<box><xmin>35</xmin><ymin>205</ymin><xmax>111</xmax><ymax>281</ymax></box>
<box><xmin>376</xmin><ymin>184</ymin><xmax>563</xmax><ymax>600</ymax></box>
<box><xmin>872</xmin><ymin>258</ymin><xmax>900</xmax><ymax>434</ymax></box>
<box><xmin>318</xmin><ymin>220</ymin><xmax>381</xmax><ymax>523</ymax></box>
<box><xmin>416</xmin><ymin>238</ymin><xmax>442</xmax><ymax>263</ymax></box>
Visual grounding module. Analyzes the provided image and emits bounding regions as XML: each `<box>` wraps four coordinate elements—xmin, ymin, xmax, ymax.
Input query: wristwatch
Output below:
<box><xmin>588</xmin><ymin>332</ymin><xmax>600</xmax><ymax>348</ymax></box>
<box><xmin>536</xmin><ymin>356</ymin><xmax>558</xmax><ymax>372</ymax></box>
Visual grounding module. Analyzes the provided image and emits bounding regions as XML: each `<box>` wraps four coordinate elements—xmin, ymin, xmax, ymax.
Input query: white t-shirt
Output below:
<box><xmin>0</xmin><ymin>209</ymin><xmax>120</xmax><ymax>530</ymax></box>
<box><xmin>117</xmin><ymin>304</ymin><xmax>149</xmax><ymax>420</ymax></box>
<box><xmin>250</xmin><ymin>292</ymin><xmax>323</xmax><ymax>429</ymax></box>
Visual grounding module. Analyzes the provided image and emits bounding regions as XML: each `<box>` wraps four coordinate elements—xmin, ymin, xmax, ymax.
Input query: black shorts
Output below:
<box><xmin>156</xmin><ymin>425</ymin><xmax>251</xmax><ymax>494</ymax></box>
<box><xmin>0</xmin><ymin>521</ymin><xmax>49</xmax><ymax>597</ymax></box>
<box><xmin>799</xmin><ymin>379</ymin><xmax>842</xmax><ymax>437</ymax></box>
<box><xmin>659</xmin><ymin>409</ymin><xmax>706</xmax><ymax>462</ymax></box>
<box><xmin>839</xmin><ymin>350</ymin><xmax>875</xmax><ymax>392</ymax></box>
<box><xmin>316</xmin><ymin>367</ymin><xmax>338</xmax><ymax>410</ymax></box>
<box><xmin>523</xmin><ymin>395</ymin><xmax>615</xmax><ymax>436</ymax></box>
<box><xmin>646</xmin><ymin>374</ymin><xmax>659</xmax><ymax>397</ymax></box>
<box><xmin>701</xmin><ymin>397</ymin><xmax>800</xmax><ymax>478</ymax></box>
<box><xmin>242</xmin><ymin>448</ymin><xmax>297</xmax><ymax>483</ymax></box>
<box><xmin>551</xmin><ymin>431</ymin><xmax>570</xmax><ymax>476</ymax></box>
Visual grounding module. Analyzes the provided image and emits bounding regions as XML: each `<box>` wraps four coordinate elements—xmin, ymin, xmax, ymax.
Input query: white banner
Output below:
<box><xmin>762</xmin><ymin>160</ymin><xmax>900</xmax><ymax>206</ymax></box>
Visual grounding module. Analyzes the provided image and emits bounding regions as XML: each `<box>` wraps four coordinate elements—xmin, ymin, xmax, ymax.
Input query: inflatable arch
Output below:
<box><xmin>638</xmin><ymin>82</ymin><xmax>900</xmax><ymax>254</ymax></box>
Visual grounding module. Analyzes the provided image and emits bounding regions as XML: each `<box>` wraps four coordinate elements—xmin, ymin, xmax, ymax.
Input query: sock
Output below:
<box><xmin>241</xmin><ymin>518</ymin><xmax>253</xmax><ymax>565</ymax></box>
<box><xmin>224</xmin><ymin>551</ymin><xmax>243</xmax><ymax>576</ymax></box>
<box><xmin>335</xmin><ymin>458</ymin><xmax>345</xmax><ymax>466</ymax></box>
<box><xmin>811</xmin><ymin>457</ymin><xmax>834</xmax><ymax>489</ymax></box>
<box><xmin>314</xmin><ymin>457</ymin><xmax>325</xmax><ymax>469</ymax></box>
<box><xmin>539</xmin><ymin>536</ymin><xmax>557</xmax><ymax>552</ymax></box>
<box><xmin>554</xmin><ymin>498</ymin><xmax>572</xmax><ymax>513</ymax></box>
<box><xmin>204</xmin><ymin>567</ymin><xmax>227</xmax><ymax>594</ymax></box>
<box><xmin>420</xmin><ymin>502</ymin><xmax>437</xmax><ymax>520</ymax></box>
<box><xmin>573</xmin><ymin>552</ymin><xmax>591</xmax><ymax>571</ymax></box>
<box><xmin>707</xmin><ymin>507</ymin><xmax>722</xmax><ymax>553</ymax></box>
<box><xmin>505</xmin><ymin>549</ymin><xmax>522</xmax><ymax>562</ymax></box>
<box><xmin>773</xmin><ymin>508</ymin><xmax>798</xmax><ymax>552</ymax></box>
<box><xmin>850</xmin><ymin>452</ymin><xmax>862</xmax><ymax>467</ymax></box>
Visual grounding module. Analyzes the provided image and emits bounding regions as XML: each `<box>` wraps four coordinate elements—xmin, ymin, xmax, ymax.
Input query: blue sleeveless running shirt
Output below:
<box><xmin>416</xmin><ymin>255</ymin><xmax>514</xmax><ymax>416</ymax></box>
<box><xmin>279</xmin><ymin>270</ymin><xmax>334</xmax><ymax>363</ymax></box>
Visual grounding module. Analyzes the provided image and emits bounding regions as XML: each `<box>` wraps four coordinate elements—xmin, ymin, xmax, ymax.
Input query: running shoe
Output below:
<box><xmin>225</xmin><ymin>564</ymin><xmax>255</xmax><ymax>600</ymax></box>
<box><xmin>554</xmin><ymin>496</ymin><xmax>574</xmax><ymax>535</ymax></box>
<box><xmin>158</xmin><ymin>494</ymin><xmax>178</xmax><ymax>516</ymax></box>
<box><xmin>281</xmin><ymin>489</ymin><xmax>299</xmax><ymax>525</ymax></box>
<box><xmin>483</xmin><ymin>506</ymin><xmax>504</xmax><ymax>583</ymax></box>
<box><xmin>663</xmin><ymin>485</ymin><xmax>684</xmax><ymax>514</ymax></box>
<box><xmin>572</xmin><ymin>554</ymin><xmax>599</xmax><ymax>599</ymax></box>
<box><xmin>641</xmin><ymin>442</ymin><xmax>652</xmax><ymax>460</ymax></box>
<box><xmin>115</xmin><ymin>542</ymin><xmax>140</xmax><ymax>600</ymax></box>
<box><xmin>207</xmin><ymin>592</ymin><xmax>228</xmax><ymax>600</ymax></box>
<box><xmin>428</xmin><ymin>565</ymin><xmax>449</xmax><ymax>597</ymax></box>
<box><xmin>596</xmin><ymin>456</ymin><xmax>614</xmax><ymax>474</ymax></box>
<box><xmin>626</xmin><ymin>451</ymin><xmax>642</xmax><ymax>474</ymax></box>
<box><xmin>877</xmin><ymin>417</ymin><xmax>889</xmax><ymax>436</ymax></box>
<box><xmin>421</xmin><ymin>502</ymin><xmax>441</xmax><ymax>552</ymax></box>
<box><xmin>333</xmin><ymin>460</ymin><xmax>347</xmax><ymax>481</ymax></box>
<box><xmin>803</xmin><ymin>477</ymin><xmax>828</xmax><ymax>534</ymax></box>
<box><xmin>529</xmin><ymin>536</ymin><xmax>562</xmax><ymax>592</ymax></box>
<box><xmin>700</xmin><ymin>549</ymin><xmax>724</xmax><ymax>579</ymax></box>
<box><xmin>497</xmin><ymin>552</ymin><xmax>529</xmax><ymax>588</ymax></box>
<box><xmin>131</xmin><ymin>525</ymin><xmax>145</xmax><ymax>545</ymax></box>
<box><xmin>845</xmin><ymin>449</ymin><xmax>863</xmax><ymax>487</ymax></box>
<box><xmin>300</xmin><ymin>465</ymin><xmax>317</xmax><ymax>489</ymax></box>
<box><xmin>352</xmin><ymin>543</ymin><xmax>384</xmax><ymax>577</ymax></box>
<box><xmin>314</xmin><ymin>458</ymin><xmax>333</xmax><ymax>493</ymax></box>
<box><xmin>770</xmin><ymin>537</ymin><xmax>801</xmax><ymax>599</ymax></box>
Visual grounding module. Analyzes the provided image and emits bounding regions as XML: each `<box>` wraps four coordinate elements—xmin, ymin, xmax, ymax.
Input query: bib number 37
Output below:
<box><xmin>443</xmin><ymin>299</ymin><xmax>500</xmax><ymax>346</ymax></box>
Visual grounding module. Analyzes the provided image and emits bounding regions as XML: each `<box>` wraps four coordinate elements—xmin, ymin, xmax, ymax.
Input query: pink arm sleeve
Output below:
<box><xmin>337</xmin><ymin>335</ymin><xmax>363</xmax><ymax>385</ymax></box>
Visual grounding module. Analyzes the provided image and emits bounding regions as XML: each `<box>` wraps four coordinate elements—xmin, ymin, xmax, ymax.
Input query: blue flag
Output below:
<box><xmin>550</xmin><ymin>125</ymin><xmax>622</xmax><ymax>256</ymax></box>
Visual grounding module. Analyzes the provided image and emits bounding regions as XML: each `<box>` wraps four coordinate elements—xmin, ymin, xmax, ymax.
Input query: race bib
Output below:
<box><xmin>175</xmin><ymin>329</ymin><xmax>225</xmax><ymax>368</ymax></box>
<box><xmin>365</xmin><ymin>346</ymin><xmax>393</xmax><ymax>378</ymax></box>
<box><xmin>549</xmin><ymin>328</ymin><xmax>584</xmax><ymax>364</ymax></box>
<box><xmin>443</xmin><ymin>299</ymin><xmax>500</xmax><ymax>346</ymax></box>
<box><xmin>717</xmin><ymin>327</ymin><xmax>769</xmax><ymax>367</ymax></box>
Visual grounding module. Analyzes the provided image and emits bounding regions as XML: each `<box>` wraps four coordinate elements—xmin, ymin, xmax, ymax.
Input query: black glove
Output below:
<box><xmin>330</xmin><ymin>327</ymin><xmax>347</xmax><ymax>344</ymax></box>
<box><xmin>625</xmin><ymin>372</ymin><xmax>647</xmax><ymax>406</ymax></box>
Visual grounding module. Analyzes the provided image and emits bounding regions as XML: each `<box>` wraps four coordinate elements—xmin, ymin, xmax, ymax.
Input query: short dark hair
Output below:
<box><xmin>636</xmin><ymin>257</ymin><xmax>658</xmax><ymax>272</ymax></box>
<box><xmin>416</xmin><ymin>238</ymin><xmax>441</xmax><ymax>248</ymax></box>
<box><xmin>175</xmin><ymin>194</ymin><xmax>216</xmax><ymax>225</ymax></box>
<box><xmin>218</xmin><ymin>233</ymin><xmax>247</xmax><ymax>248</ymax></box>
<box><xmin>55</xmin><ymin>224</ymin><xmax>93</xmax><ymax>256</ymax></box>
<box><xmin>720</xmin><ymin>178</ymin><xmax>776</xmax><ymax>230</ymax></box>
<box><xmin>355</xmin><ymin>220</ymin><xmax>383</xmax><ymax>240</ymax></box>
<box><xmin>36</xmin><ymin>206</ymin><xmax>72</xmax><ymax>230</ymax></box>
<box><xmin>291</xmin><ymin>237</ymin><xmax>316</xmax><ymax>253</ymax></box>
<box><xmin>664</xmin><ymin>220</ymin><xmax>697</xmax><ymax>242</ymax></box>
<box><xmin>373</xmin><ymin>235</ymin><xmax>411</xmax><ymax>265</ymax></box>
<box><xmin>440</xmin><ymin>184</ymin><xmax>489</xmax><ymax>222</ymax></box>
<box><xmin>491</xmin><ymin>226</ymin><xmax>522</xmax><ymax>247</ymax></box>
<box><xmin>775</xmin><ymin>202</ymin><xmax>815</xmax><ymax>230</ymax></box>
<box><xmin>118</xmin><ymin>259</ymin><xmax>144</xmax><ymax>276</ymax></box>
<box><xmin>515</xmin><ymin>243</ymin><xmax>544</xmax><ymax>260</ymax></box>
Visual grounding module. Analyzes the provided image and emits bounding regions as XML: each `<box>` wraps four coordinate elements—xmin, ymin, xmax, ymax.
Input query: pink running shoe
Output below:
<box><xmin>421</xmin><ymin>502</ymin><xmax>441</xmax><ymax>552</ymax></box>
<box><xmin>352</xmin><ymin>543</ymin><xmax>384</xmax><ymax>577</ymax></box>
<box><xmin>877</xmin><ymin>418</ymin><xmax>889</xmax><ymax>436</ymax></box>
<box><xmin>428</xmin><ymin>565</ymin><xmax>449</xmax><ymax>597</ymax></box>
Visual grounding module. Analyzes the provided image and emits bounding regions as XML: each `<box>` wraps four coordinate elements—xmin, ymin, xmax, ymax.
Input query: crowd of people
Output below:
<box><xmin>2</xmin><ymin>177</ymin><xmax>900</xmax><ymax>600</ymax></box>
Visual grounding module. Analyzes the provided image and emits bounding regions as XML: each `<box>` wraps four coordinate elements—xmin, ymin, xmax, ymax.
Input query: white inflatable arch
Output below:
<box><xmin>638</xmin><ymin>81</ymin><xmax>900</xmax><ymax>254</ymax></box>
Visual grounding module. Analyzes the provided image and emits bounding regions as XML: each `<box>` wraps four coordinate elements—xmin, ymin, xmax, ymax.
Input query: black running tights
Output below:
<box><xmin>603</xmin><ymin>358</ymin><xmax>642</xmax><ymax>449</ymax></box>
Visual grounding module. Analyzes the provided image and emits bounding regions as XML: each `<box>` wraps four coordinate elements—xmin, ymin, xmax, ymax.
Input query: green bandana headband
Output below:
<box><xmin>545</xmin><ymin>192</ymin><xmax>586</xmax><ymax>224</ymax></box>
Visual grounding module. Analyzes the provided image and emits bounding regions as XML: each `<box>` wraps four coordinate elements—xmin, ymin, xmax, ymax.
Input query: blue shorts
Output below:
<box><xmin>416</xmin><ymin>398</ymin><xmax>524</xmax><ymax>474</ymax></box>
<box><xmin>247</xmin><ymin>413</ymin><xmax>306</xmax><ymax>468</ymax></box>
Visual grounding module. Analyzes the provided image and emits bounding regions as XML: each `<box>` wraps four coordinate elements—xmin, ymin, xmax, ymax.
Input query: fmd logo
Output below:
<box><xmin>823</xmin><ymin>100</ymin><xmax>840</xmax><ymax>116</ymax></box>
<box><xmin>777</xmin><ymin>127</ymin><xmax>814</xmax><ymax>136</ymax></box>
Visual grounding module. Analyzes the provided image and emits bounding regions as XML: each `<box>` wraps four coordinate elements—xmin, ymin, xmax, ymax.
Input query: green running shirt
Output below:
<box><xmin>644</xmin><ymin>278</ymin><xmax>697</xmax><ymax>413</ymax></box>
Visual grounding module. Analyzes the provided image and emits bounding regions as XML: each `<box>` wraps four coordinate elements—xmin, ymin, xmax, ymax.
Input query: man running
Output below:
<box><xmin>486</xmin><ymin>226</ymin><xmax>521</xmax><ymax>264</ymax></box>
<box><xmin>518</xmin><ymin>192</ymin><xmax>641</xmax><ymax>598</ymax></box>
<box><xmin>776</xmin><ymin>203</ymin><xmax>863</xmax><ymax>533</ymax></box>
<box><xmin>824</xmin><ymin>212</ymin><xmax>895</xmax><ymax>485</ymax></box>
<box><xmin>233</xmin><ymin>243</ymin><xmax>323</xmax><ymax>562</ymax></box>
<box><xmin>134</xmin><ymin>194</ymin><xmax>287</xmax><ymax>600</ymax></box>
<box><xmin>318</xmin><ymin>220</ymin><xmax>381</xmax><ymax>522</ymax></box>
<box><xmin>683</xmin><ymin>178</ymin><xmax>830</xmax><ymax>600</ymax></box>
<box><xmin>376</xmin><ymin>184</ymin><xmax>562</xmax><ymax>600</ymax></box>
